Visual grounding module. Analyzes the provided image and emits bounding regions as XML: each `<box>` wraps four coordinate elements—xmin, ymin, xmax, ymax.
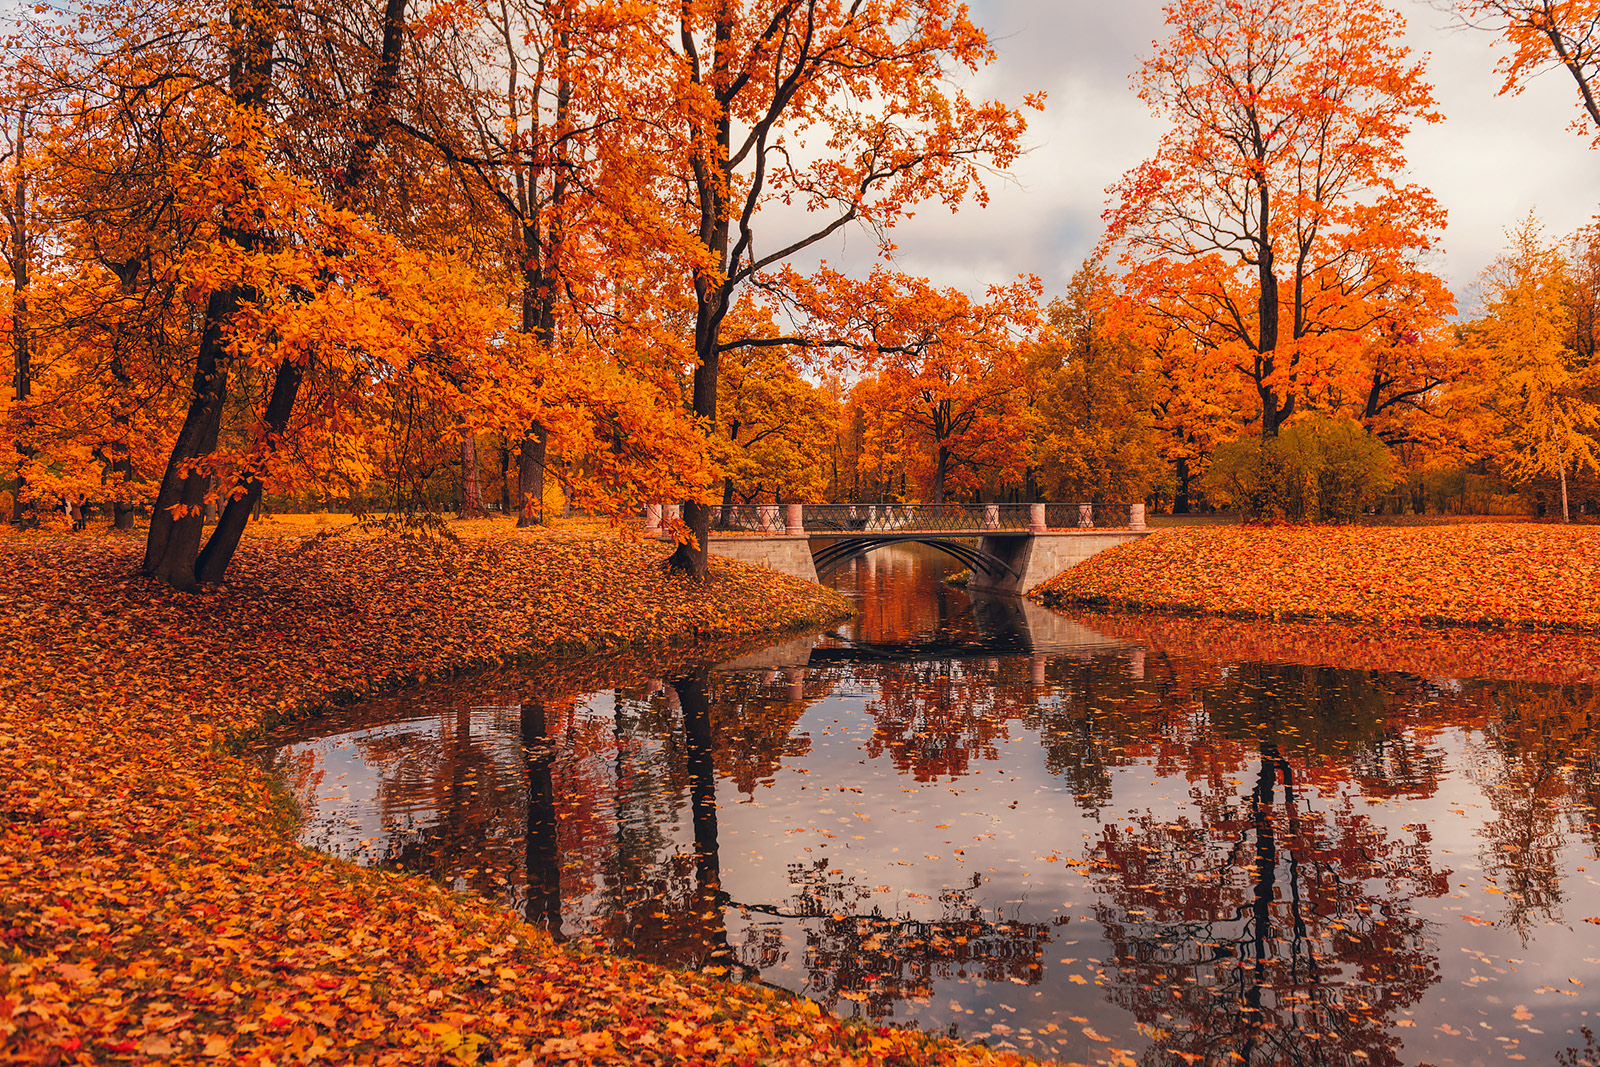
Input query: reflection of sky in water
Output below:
<box><xmin>264</xmin><ymin>545</ymin><xmax>1600</xmax><ymax>1066</ymax></box>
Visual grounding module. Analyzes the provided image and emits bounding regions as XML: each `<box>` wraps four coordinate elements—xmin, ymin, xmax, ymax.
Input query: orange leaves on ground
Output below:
<box><xmin>1035</xmin><ymin>523</ymin><xmax>1600</xmax><ymax>633</ymax></box>
<box><xmin>0</xmin><ymin>532</ymin><xmax>1055</xmax><ymax>1066</ymax></box>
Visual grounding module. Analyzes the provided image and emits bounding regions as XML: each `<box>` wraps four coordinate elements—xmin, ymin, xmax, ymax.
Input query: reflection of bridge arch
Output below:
<box><xmin>812</xmin><ymin>535</ymin><xmax>1020</xmax><ymax>582</ymax></box>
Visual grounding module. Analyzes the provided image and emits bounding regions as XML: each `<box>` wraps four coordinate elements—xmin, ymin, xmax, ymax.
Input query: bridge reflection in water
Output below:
<box><xmin>264</xmin><ymin>543</ymin><xmax>1600</xmax><ymax>1067</ymax></box>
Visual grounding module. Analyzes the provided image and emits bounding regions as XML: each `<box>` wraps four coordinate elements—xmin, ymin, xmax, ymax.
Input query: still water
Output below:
<box><xmin>266</xmin><ymin>545</ymin><xmax>1600</xmax><ymax>1066</ymax></box>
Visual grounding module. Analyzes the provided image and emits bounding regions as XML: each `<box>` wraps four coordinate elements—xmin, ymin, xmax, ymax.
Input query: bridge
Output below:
<box><xmin>646</xmin><ymin>501</ymin><xmax>1151</xmax><ymax>596</ymax></box>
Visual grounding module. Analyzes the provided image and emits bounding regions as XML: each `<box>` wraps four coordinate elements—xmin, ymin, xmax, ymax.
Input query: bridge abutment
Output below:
<box><xmin>970</xmin><ymin>530</ymin><xmax>1151</xmax><ymax>596</ymax></box>
<box><xmin>702</xmin><ymin>534</ymin><xmax>821</xmax><ymax>584</ymax></box>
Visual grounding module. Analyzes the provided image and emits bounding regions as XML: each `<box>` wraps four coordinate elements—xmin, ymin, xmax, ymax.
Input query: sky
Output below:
<box><xmin>812</xmin><ymin>0</ymin><xmax>1600</xmax><ymax>317</ymax></box>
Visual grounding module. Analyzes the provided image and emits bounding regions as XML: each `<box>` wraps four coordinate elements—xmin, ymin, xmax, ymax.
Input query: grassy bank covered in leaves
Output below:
<box><xmin>0</xmin><ymin>530</ymin><xmax>1037</xmax><ymax>1065</ymax></box>
<box><xmin>1034</xmin><ymin>523</ymin><xmax>1600</xmax><ymax>631</ymax></box>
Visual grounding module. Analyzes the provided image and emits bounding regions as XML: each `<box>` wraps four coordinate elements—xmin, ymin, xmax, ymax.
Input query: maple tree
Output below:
<box><xmin>1105</xmin><ymin>0</ymin><xmax>1447</xmax><ymax>440</ymax></box>
<box><xmin>660</xmin><ymin>0</ymin><xmax>1036</xmax><ymax>576</ymax></box>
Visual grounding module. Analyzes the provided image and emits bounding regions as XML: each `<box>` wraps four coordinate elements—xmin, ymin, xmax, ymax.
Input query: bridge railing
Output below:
<box><xmin>648</xmin><ymin>501</ymin><xmax>1148</xmax><ymax>534</ymax></box>
<box><xmin>713</xmin><ymin>504</ymin><xmax>790</xmax><ymax>533</ymax></box>
<box><xmin>802</xmin><ymin>503</ymin><xmax>1037</xmax><ymax>533</ymax></box>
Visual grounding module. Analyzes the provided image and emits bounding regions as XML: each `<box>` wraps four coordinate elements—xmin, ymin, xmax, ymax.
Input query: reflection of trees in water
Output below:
<box><xmin>1462</xmin><ymin>681</ymin><xmax>1600</xmax><ymax>938</ymax></box>
<box><xmin>1026</xmin><ymin>656</ymin><xmax>1448</xmax><ymax>814</ymax></box>
<box><xmin>745</xmin><ymin>862</ymin><xmax>1061</xmax><ymax>1021</ymax></box>
<box><xmin>1090</xmin><ymin>747</ymin><xmax>1448</xmax><ymax>1067</ymax></box>
<box><xmin>274</xmin><ymin>614</ymin><xmax>1600</xmax><ymax>1053</ymax></box>
<box><xmin>365</xmin><ymin>703</ymin><xmax>531</xmax><ymax>903</ymax></box>
<box><xmin>862</xmin><ymin>659</ymin><xmax>1026</xmax><ymax>781</ymax></box>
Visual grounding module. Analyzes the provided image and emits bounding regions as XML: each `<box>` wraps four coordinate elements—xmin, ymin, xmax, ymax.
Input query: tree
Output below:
<box><xmin>1454</xmin><ymin>0</ymin><xmax>1600</xmax><ymax>138</ymax></box>
<box><xmin>663</xmin><ymin>0</ymin><xmax>1036</xmax><ymax>576</ymax></box>
<box><xmin>1105</xmin><ymin>0</ymin><xmax>1447</xmax><ymax>440</ymax></box>
<box><xmin>1476</xmin><ymin>213</ymin><xmax>1600</xmax><ymax>521</ymax></box>
<box><xmin>1028</xmin><ymin>265</ymin><xmax>1166</xmax><ymax>505</ymax></box>
<box><xmin>714</xmin><ymin>332</ymin><xmax>838</xmax><ymax>520</ymax></box>
<box><xmin>0</xmin><ymin>75</ymin><xmax>35</xmax><ymax>523</ymax></box>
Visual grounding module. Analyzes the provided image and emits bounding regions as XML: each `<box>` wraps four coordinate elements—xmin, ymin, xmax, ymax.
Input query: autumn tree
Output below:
<box><xmin>1454</xmin><ymin>0</ymin><xmax>1600</xmax><ymax>138</ymax></box>
<box><xmin>1105</xmin><ymin>0</ymin><xmax>1447</xmax><ymax>440</ymax></box>
<box><xmin>392</xmin><ymin>0</ymin><xmax>698</xmax><ymax>527</ymax></box>
<box><xmin>1475</xmin><ymin>213</ymin><xmax>1600</xmax><ymax>521</ymax></box>
<box><xmin>1028</xmin><ymin>264</ymin><xmax>1165</xmax><ymax>505</ymax></box>
<box><xmin>714</xmin><ymin>334</ymin><xmax>838</xmax><ymax>519</ymax></box>
<box><xmin>662</xmin><ymin>0</ymin><xmax>1036</xmax><ymax>576</ymax></box>
<box><xmin>810</xmin><ymin>270</ymin><xmax>1038</xmax><ymax>504</ymax></box>
<box><xmin>0</xmin><ymin>68</ymin><xmax>36</xmax><ymax>523</ymax></box>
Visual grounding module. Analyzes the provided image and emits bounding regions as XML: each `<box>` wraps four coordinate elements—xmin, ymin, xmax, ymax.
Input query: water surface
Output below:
<box><xmin>267</xmin><ymin>545</ymin><xmax>1600</xmax><ymax>1066</ymax></box>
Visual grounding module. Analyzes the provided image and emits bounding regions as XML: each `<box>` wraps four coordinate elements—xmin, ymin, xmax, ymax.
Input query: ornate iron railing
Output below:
<box><xmin>713</xmin><ymin>504</ymin><xmax>788</xmax><ymax>533</ymax></box>
<box><xmin>803</xmin><ymin>503</ymin><xmax>1035</xmax><ymax>532</ymax></box>
<box><xmin>645</xmin><ymin>501</ymin><xmax>1147</xmax><ymax>533</ymax></box>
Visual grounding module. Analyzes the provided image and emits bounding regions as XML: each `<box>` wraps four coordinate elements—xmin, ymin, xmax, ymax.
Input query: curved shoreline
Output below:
<box><xmin>0</xmin><ymin>534</ymin><xmax>1042</xmax><ymax>1066</ymax></box>
<box><xmin>1032</xmin><ymin>523</ymin><xmax>1600</xmax><ymax>632</ymax></box>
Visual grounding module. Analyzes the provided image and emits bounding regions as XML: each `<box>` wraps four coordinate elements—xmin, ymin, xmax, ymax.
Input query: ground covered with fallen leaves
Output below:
<box><xmin>1035</xmin><ymin>523</ymin><xmax>1600</xmax><ymax>631</ymax></box>
<box><xmin>0</xmin><ymin>529</ymin><xmax>1043</xmax><ymax>1065</ymax></box>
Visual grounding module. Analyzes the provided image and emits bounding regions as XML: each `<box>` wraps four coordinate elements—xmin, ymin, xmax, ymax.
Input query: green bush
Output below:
<box><xmin>1200</xmin><ymin>414</ymin><xmax>1398</xmax><ymax>522</ymax></box>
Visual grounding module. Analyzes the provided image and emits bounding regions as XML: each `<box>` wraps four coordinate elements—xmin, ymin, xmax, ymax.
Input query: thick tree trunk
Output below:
<box><xmin>667</xmin><ymin>334</ymin><xmax>722</xmax><ymax>579</ymax></box>
<box><xmin>143</xmin><ymin>286</ymin><xmax>242</xmax><ymax>589</ymax></box>
<box><xmin>195</xmin><ymin>359</ymin><xmax>304</xmax><ymax>583</ymax></box>
<box><xmin>516</xmin><ymin>424</ymin><xmax>547</xmax><ymax>527</ymax></box>
<box><xmin>932</xmin><ymin>445</ymin><xmax>950</xmax><ymax>504</ymax></box>
<box><xmin>1561</xmin><ymin>460</ymin><xmax>1570</xmax><ymax>523</ymax></box>
<box><xmin>1174</xmin><ymin>455</ymin><xmax>1192</xmax><ymax>514</ymax></box>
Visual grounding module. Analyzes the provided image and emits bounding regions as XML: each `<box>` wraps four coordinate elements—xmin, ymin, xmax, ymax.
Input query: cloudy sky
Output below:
<box><xmin>821</xmin><ymin>0</ymin><xmax>1600</xmax><ymax>317</ymax></box>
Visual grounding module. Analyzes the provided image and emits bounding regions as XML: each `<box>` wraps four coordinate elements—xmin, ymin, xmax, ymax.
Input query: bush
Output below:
<box><xmin>1200</xmin><ymin>414</ymin><xmax>1398</xmax><ymax>522</ymax></box>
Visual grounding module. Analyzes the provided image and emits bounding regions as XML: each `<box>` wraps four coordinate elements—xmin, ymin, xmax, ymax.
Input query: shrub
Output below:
<box><xmin>1200</xmin><ymin>414</ymin><xmax>1398</xmax><ymax>522</ymax></box>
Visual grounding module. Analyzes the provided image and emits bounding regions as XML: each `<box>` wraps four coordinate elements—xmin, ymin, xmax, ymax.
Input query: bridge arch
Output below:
<box><xmin>812</xmin><ymin>534</ymin><xmax>1020</xmax><ymax>582</ymax></box>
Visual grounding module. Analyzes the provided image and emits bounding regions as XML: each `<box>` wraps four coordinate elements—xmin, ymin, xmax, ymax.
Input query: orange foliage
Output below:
<box><xmin>1104</xmin><ymin>0</ymin><xmax>1449</xmax><ymax>440</ymax></box>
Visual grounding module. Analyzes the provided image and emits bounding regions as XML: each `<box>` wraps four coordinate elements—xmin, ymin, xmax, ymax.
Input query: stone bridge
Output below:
<box><xmin>646</xmin><ymin>502</ymin><xmax>1151</xmax><ymax>596</ymax></box>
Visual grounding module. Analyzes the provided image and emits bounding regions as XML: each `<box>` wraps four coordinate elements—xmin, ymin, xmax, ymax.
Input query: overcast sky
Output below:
<box><xmin>813</xmin><ymin>0</ymin><xmax>1600</xmax><ymax>317</ymax></box>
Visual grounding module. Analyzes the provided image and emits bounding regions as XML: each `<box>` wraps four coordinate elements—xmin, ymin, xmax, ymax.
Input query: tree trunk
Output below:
<box><xmin>1561</xmin><ymin>460</ymin><xmax>1570</xmax><ymax>523</ymax></box>
<box><xmin>1174</xmin><ymin>455</ymin><xmax>1192</xmax><ymax>514</ymax></box>
<box><xmin>498</xmin><ymin>441</ymin><xmax>511</xmax><ymax>514</ymax></box>
<box><xmin>719</xmin><ymin>476</ymin><xmax>735</xmax><ymax>529</ymax></box>
<box><xmin>194</xmin><ymin>359</ymin><xmax>304</xmax><ymax>584</ymax></box>
<box><xmin>932</xmin><ymin>445</ymin><xmax>950</xmax><ymax>505</ymax></box>
<box><xmin>8</xmin><ymin>108</ymin><xmax>30</xmax><ymax>525</ymax></box>
<box><xmin>142</xmin><ymin>286</ymin><xmax>242</xmax><ymax>589</ymax></box>
<box><xmin>516</xmin><ymin>424</ymin><xmax>547</xmax><ymax>527</ymax></box>
<box><xmin>460</xmin><ymin>432</ymin><xmax>485</xmax><ymax>517</ymax></box>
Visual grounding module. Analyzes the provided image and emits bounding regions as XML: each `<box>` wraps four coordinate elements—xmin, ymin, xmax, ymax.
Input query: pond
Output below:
<box><xmin>264</xmin><ymin>544</ymin><xmax>1600</xmax><ymax>1066</ymax></box>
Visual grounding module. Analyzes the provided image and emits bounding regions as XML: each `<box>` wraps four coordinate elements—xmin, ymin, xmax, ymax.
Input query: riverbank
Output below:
<box><xmin>1033</xmin><ymin>523</ymin><xmax>1600</xmax><ymax>630</ymax></box>
<box><xmin>0</xmin><ymin>531</ymin><xmax>1036</xmax><ymax>1065</ymax></box>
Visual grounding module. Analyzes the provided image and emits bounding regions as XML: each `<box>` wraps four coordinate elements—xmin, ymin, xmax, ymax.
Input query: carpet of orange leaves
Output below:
<box><xmin>0</xmin><ymin>530</ymin><xmax>1041</xmax><ymax>1066</ymax></box>
<box><xmin>1035</xmin><ymin>523</ymin><xmax>1600</xmax><ymax>631</ymax></box>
